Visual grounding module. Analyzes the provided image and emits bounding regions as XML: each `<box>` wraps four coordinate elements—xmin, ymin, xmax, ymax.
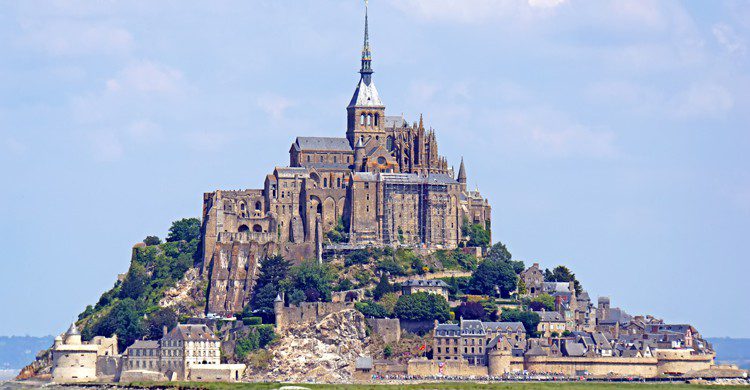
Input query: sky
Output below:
<box><xmin>0</xmin><ymin>0</ymin><xmax>748</xmax><ymax>338</ymax></box>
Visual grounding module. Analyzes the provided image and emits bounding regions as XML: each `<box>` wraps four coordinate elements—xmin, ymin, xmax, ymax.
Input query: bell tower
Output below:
<box><xmin>347</xmin><ymin>0</ymin><xmax>386</xmax><ymax>148</ymax></box>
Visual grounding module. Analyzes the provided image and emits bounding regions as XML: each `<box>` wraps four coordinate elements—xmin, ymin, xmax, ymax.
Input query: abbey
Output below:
<box><xmin>201</xmin><ymin>7</ymin><xmax>491</xmax><ymax>315</ymax></box>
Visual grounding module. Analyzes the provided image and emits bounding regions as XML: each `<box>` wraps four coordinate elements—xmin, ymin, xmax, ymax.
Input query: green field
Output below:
<box><xmin>126</xmin><ymin>381</ymin><xmax>748</xmax><ymax>390</ymax></box>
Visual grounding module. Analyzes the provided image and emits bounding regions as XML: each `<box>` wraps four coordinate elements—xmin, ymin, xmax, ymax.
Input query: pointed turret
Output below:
<box><xmin>457</xmin><ymin>157</ymin><xmax>467</xmax><ymax>191</ymax></box>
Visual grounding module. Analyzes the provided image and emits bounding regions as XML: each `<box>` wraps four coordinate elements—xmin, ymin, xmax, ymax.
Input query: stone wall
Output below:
<box><xmin>119</xmin><ymin>370</ymin><xmax>167</xmax><ymax>383</ymax></box>
<box><xmin>188</xmin><ymin>364</ymin><xmax>245</xmax><ymax>382</ymax></box>
<box><xmin>275</xmin><ymin>301</ymin><xmax>356</xmax><ymax>333</ymax></box>
<box><xmin>656</xmin><ymin>351</ymin><xmax>714</xmax><ymax>375</ymax></box>
<box><xmin>407</xmin><ymin>358</ymin><xmax>488</xmax><ymax>377</ymax></box>
<box><xmin>95</xmin><ymin>356</ymin><xmax>121</xmax><ymax>380</ymax></box>
<box><xmin>524</xmin><ymin>356</ymin><xmax>658</xmax><ymax>377</ymax></box>
<box><xmin>367</xmin><ymin>318</ymin><xmax>401</xmax><ymax>344</ymax></box>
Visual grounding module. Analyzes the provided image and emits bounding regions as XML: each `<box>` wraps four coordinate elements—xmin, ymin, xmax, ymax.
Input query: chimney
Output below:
<box><xmin>163</xmin><ymin>326</ymin><xmax>168</xmax><ymax>337</ymax></box>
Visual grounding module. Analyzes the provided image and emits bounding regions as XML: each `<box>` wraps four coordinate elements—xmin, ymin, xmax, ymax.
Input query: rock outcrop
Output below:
<box><xmin>247</xmin><ymin>309</ymin><xmax>371</xmax><ymax>383</ymax></box>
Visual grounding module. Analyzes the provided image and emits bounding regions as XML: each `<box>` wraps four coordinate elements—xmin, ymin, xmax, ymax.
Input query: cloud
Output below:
<box><xmin>672</xmin><ymin>83</ymin><xmax>734</xmax><ymax>119</ymax></box>
<box><xmin>389</xmin><ymin>0</ymin><xmax>564</xmax><ymax>24</ymax></box>
<box><xmin>106</xmin><ymin>61</ymin><xmax>184</xmax><ymax>94</ymax></box>
<box><xmin>89</xmin><ymin>131</ymin><xmax>123</xmax><ymax>162</ymax></box>
<box><xmin>494</xmin><ymin>108</ymin><xmax>618</xmax><ymax>159</ymax></box>
<box><xmin>256</xmin><ymin>95</ymin><xmax>294</xmax><ymax>121</ymax></box>
<box><xmin>20</xmin><ymin>21</ymin><xmax>134</xmax><ymax>57</ymax></box>
<box><xmin>712</xmin><ymin>23</ymin><xmax>746</xmax><ymax>55</ymax></box>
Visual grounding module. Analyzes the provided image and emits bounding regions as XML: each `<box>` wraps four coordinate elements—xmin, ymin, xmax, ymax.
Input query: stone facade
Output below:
<box><xmin>50</xmin><ymin>324</ymin><xmax>118</xmax><ymax>383</ymax></box>
<box><xmin>273</xmin><ymin>296</ymin><xmax>356</xmax><ymax>334</ymax></box>
<box><xmin>201</xmin><ymin>9</ymin><xmax>492</xmax><ymax>316</ymax></box>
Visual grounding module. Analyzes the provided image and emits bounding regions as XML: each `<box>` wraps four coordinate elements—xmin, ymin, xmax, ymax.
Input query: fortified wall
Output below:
<box><xmin>274</xmin><ymin>300</ymin><xmax>355</xmax><ymax>333</ymax></box>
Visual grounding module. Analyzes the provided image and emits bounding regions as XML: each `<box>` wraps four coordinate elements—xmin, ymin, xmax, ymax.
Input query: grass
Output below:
<box><xmin>124</xmin><ymin>381</ymin><xmax>749</xmax><ymax>390</ymax></box>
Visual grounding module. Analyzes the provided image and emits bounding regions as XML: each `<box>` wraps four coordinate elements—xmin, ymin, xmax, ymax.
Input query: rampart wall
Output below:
<box><xmin>275</xmin><ymin>301</ymin><xmax>355</xmax><ymax>332</ymax></box>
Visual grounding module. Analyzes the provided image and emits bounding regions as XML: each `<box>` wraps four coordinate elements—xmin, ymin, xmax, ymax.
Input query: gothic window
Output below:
<box><xmin>360</xmin><ymin>114</ymin><xmax>365</xmax><ymax>125</ymax></box>
<box><xmin>375</xmin><ymin>113</ymin><xmax>379</xmax><ymax>126</ymax></box>
<box><xmin>333</xmin><ymin>156</ymin><xmax>337</xmax><ymax>163</ymax></box>
<box><xmin>386</xmin><ymin>136</ymin><xmax>394</xmax><ymax>150</ymax></box>
<box><xmin>253</xmin><ymin>224</ymin><xmax>262</xmax><ymax>233</ymax></box>
<box><xmin>323</xmin><ymin>178</ymin><xmax>328</xmax><ymax>187</ymax></box>
<box><xmin>240</xmin><ymin>203</ymin><xmax>245</xmax><ymax>211</ymax></box>
<box><xmin>319</xmin><ymin>156</ymin><xmax>323</xmax><ymax>162</ymax></box>
<box><xmin>255</xmin><ymin>201</ymin><xmax>261</xmax><ymax>211</ymax></box>
<box><xmin>337</xmin><ymin>177</ymin><xmax>341</xmax><ymax>187</ymax></box>
<box><xmin>307</xmin><ymin>155</ymin><xmax>311</xmax><ymax>162</ymax></box>
<box><xmin>367</xmin><ymin>114</ymin><xmax>372</xmax><ymax>126</ymax></box>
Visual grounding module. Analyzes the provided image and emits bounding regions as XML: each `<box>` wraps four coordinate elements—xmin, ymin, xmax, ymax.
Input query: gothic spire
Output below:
<box><xmin>457</xmin><ymin>157</ymin><xmax>467</xmax><ymax>185</ymax></box>
<box><xmin>360</xmin><ymin>0</ymin><xmax>373</xmax><ymax>85</ymax></box>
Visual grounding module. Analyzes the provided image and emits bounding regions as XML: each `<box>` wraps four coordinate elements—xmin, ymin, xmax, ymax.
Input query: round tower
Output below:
<box><xmin>354</xmin><ymin>137</ymin><xmax>365</xmax><ymax>171</ymax></box>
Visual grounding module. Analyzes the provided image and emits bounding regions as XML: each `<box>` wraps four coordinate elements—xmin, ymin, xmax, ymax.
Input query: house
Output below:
<box><xmin>401</xmin><ymin>279</ymin><xmax>450</xmax><ymax>300</ymax></box>
<box><xmin>537</xmin><ymin>311</ymin><xmax>566</xmax><ymax>338</ymax></box>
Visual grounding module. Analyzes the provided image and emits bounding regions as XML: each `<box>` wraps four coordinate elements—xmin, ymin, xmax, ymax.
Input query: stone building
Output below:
<box><xmin>50</xmin><ymin>324</ymin><xmax>118</xmax><ymax>383</ymax></box>
<box><xmin>201</xmin><ymin>4</ymin><xmax>492</xmax><ymax>316</ymax></box>
<box><xmin>121</xmin><ymin>324</ymin><xmax>245</xmax><ymax>382</ymax></box>
<box><xmin>401</xmin><ymin>279</ymin><xmax>450</xmax><ymax>300</ymax></box>
<box><xmin>432</xmin><ymin>319</ymin><xmax>526</xmax><ymax>365</ymax></box>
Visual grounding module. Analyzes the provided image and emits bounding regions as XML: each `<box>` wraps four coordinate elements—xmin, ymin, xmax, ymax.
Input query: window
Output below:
<box><xmin>323</xmin><ymin>178</ymin><xmax>328</xmax><ymax>187</ymax></box>
<box><xmin>360</xmin><ymin>114</ymin><xmax>365</xmax><ymax>125</ymax></box>
<box><xmin>307</xmin><ymin>155</ymin><xmax>311</xmax><ymax>162</ymax></box>
<box><xmin>337</xmin><ymin>178</ymin><xmax>341</xmax><ymax>187</ymax></box>
<box><xmin>333</xmin><ymin>156</ymin><xmax>337</xmax><ymax>163</ymax></box>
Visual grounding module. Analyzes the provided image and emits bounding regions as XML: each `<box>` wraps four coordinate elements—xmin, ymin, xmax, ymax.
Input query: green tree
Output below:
<box><xmin>378</xmin><ymin>292</ymin><xmax>399</xmax><ymax>316</ymax></box>
<box><xmin>485</xmin><ymin>241</ymin><xmax>524</xmax><ymax>273</ymax></box>
<box><xmin>500</xmin><ymin>309</ymin><xmax>540</xmax><ymax>337</ymax></box>
<box><xmin>393</xmin><ymin>292</ymin><xmax>450</xmax><ymax>322</ymax></box>
<box><xmin>119</xmin><ymin>262</ymin><xmax>148</xmax><ymax>300</ymax></box>
<box><xmin>355</xmin><ymin>300</ymin><xmax>388</xmax><ymax>318</ymax></box>
<box><xmin>383</xmin><ymin>344</ymin><xmax>393</xmax><ymax>358</ymax></box>
<box><xmin>372</xmin><ymin>274</ymin><xmax>394</xmax><ymax>300</ymax></box>
<box><xmin>517</xmin><ymin>278</ymin><xmax>527</xmax><ymax>295</ymax></box>
<box><xmin>166</xmin><ymin>217</ymin><xmax>201</xmax><ymax>243</ymax></box>
<box><xmin>469</xmin><ymin>259</ymin><xmax>517</xmax><ymax>298</ymax></box>
<box><xmin>454</xmin><ymin>301</ymin><xmax>485</xmax><ymax>320</ymax></box>
<box><xmin>144</xmin><ymin>307</ymin><xmax>177</xmax><ymax>340</ymax></box>
<box><xmin>90</xmin><ymin>298</ymin><xmax>145</xmax><ymax>351</ymax></box>
<box><xmin>248</xmin><ymin>255</ymin><xmax>291</xmax><ymax>323</ymax></box>
<box><xmin>531</xmin><ymin>293</ymin><xmax>556</xmax><ymax>311</ymax></box>
<box><xmin>544</xmin><ymin>265</ymin><xmax>582</xmax><ymax>294</ymax></box>
<box><xmin>143</xmin><ymin>236</ymin><xmax>161</xmax><ymax>246</ymax></box>
<box><xmin>285</xmin><ymin>260</ymin><xmax>336</xmax><ymax>302</ymax></box>
<box><xmin>463</xmin><ymin>222</ymin><xmax>491</xmax><ymax>248</ymax></box>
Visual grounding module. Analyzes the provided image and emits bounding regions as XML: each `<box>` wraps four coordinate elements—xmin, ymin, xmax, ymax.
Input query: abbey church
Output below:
<box><xmin>201</xmin><ymin>6</ymin><xmax>491</xmax><ymax>315</ymax></box>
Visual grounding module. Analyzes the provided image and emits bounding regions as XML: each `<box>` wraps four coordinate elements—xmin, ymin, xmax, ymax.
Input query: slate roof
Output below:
<box><xmin>349</xmin><ymin>78</ymin><xmax>384</xmax><ymax>108</ymax></box>
<box><xmin>426</xmin><ymin>173</ymin><xmax>458</xmax><ymax>185</ymax></box>
<box><xmin>306</xmin><ymin>162</ymin><xmax>351</xmax><ymax>171</ymax></box>
<box><xmin>402</xmin><ymin>279</ymin><xmax>449</xmax><ymax>288</ymax></box>
<box><xmin>435</xmin><ymin>323</ymin><xmax>460</xmax><ymax>337</ymax></box>
<box><xmin>163</xmin><ymin>324</ymin><xmax>218</xmax><ymax>342</ymax></box>
<box><xmin>293</xmin><ymin>137</ymin><xmax>352</xmax><ymax>152</ymax></box>
<box><xmin>384</xmin><ymin>115</ymin><xmax>407</xmax><ymax>128</ymax></box>
<box><xmin>126</xmin><ymin>340</ymin><xmax>159</xmax><ymax>352</ymax></box>
<box><xmin>538</xmin><ymin>311</ymin><xmax>565</xmax><ymax>322</ymax></box>
<box><xmin>525</xmin><ymin>344</ymin><xmax>548</xmax><ymax>357</ymax></box>
<box><xmin>482</xmin><ymin>322</ymin><xmax>525</xmax><ymax>333</ymax></box>
<box><xmin>543</xmin><ymin>282</ymin><xmax>570</xmax><ymax>294</ymax></box>
<box><xmin>563</xmin><ymin>340</ymin><xmax>587</xmax><ymax>357</ymax></box>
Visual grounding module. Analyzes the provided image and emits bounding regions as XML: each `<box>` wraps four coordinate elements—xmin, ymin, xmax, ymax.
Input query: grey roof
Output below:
<box><xmin>402</xmin><ymin>279</ymin><xmax>449</xmax><ymax>288</ymax></box>
<box><xmin>426</xmin><ymin>173</ymin><xmax>458</xmax><ymax>185</ymax></box>
<box><xmin>482</xmin><ymin>322</ymin><xmax>525</xmax><ymax>333</ymax></box>
<box><xmin>563</xmin><ymin>340</ymin><xmax>586</xmax><ymax>357</ymax></box>
<box><xmin>294</xmin><ymin>137</ymin><xmax>352</xmax><ymax>152</ymax></box>
<box><xmin>602</xmin><ymin>307</ymin><xmax>632</xmax><ymax>325</ymax></box>
<box><xmin>163</xmin><ymin>324</ymin><xmax>218</xmax><ymax>342</ymax></box>
<box><xmin>127</xmin><ymin>340</ymin><xmax>159</xmax><ymax>352</ymax></box>
<box><xmin>306</xmin><ymin>162</ymin><xmax>351</xmax><ymax>171</ymax></box>
<box><xmin>461</xmin><ymin>320</ymin><xmax>486</xmax><ymax>335</ymax></box>
<box><xmin>543</xmin><ymin>282</ymin><xmax>570</xmax><ymax>293</ymax></box>
<box><xmin>538</xmin><ymin>311</ymin><xmax>564</xmax><ymax>322</ymax></box>
<box><xmin>435</xmin><ymin>323</ymin><xmax>460</xmax><ymax>337</ymax></box>
<box><xmin>384</xmin><ymin>115</ymin><xmax>406</xmax><ymax>128</ymax></box>
<box><xmin>66</xmin><ymin>323</ymin><xmax>80</xmax><ymax>336</ymax></box>
<box><xmin>349</xmin><ymin>78</ymin><xmax>384</xmax><ymax>108</ymax></box>
<box><xmin>592</xmin><ymin>332</ymin><xmax>612</xmax><ymax>349</ymax></box>
<box><xmin>525</xmin><ymin>344</ymin><xmax>548</xmax><ymax>357</ymax></box>
<box><xmin>355</xmin><ymin>356</ymin><xmax>373</xmax><ymax>370</ymax></box>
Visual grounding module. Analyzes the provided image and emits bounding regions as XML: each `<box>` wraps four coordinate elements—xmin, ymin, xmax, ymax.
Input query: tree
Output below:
<box><xmin>143</xmin><ymin>236</ymin><xmax>161</xmax><ymax>246</ymax></box>
<box><xmin>544</xmin><ymin>265</ymin><xmax>582</xmax><ymax>294</ymax></box>
<box><xmin>454</xmin><ymin>301</ymin><xmax>486</xmax><ymax>320</ymax></box>
<box><xmin>378</xmin><ymin>292</ymin><xmax>399</xmax><ymax>316</ymax></box>
<box><xmin>284</xmin><ymin>260</ymin><xmax>335</xmax><ymax>302</ymax></box>
<box><xmin>500</xmin><ymin>309</ymin><xmax>540</xmax><ymax>337</ymax></box>
<box><xmin>469</xmin><ymin>259</ymin><xmax>517</xmax><ymax>298</ymax></box>
<box><xmin>393</xmin><ymin>292</ymin><xmax>450</xmax><ymax>322</ymax></box>
<box><xmin>463</xmin><ymin>222</ymin><xmax>491</xmax><ymax>248</ymax></box>
<box><xmin>166</xmin><ymin>218</ymin><xmax>201</xmax><ymax>243</ymax></box>
<box><xmin>517</xmin><ymin>278</ymin><xmax>527</xmax><ymax>295</ymax></box>
<box><xmin>144</xmin><ymin>307</ymin><xmax>177</xmax><ymax>340</ymax></box>
<box><xmin>355</xmin><ymin>300</ymin><xmax>388</xmax><ymax>318</ymax></box>
<box><xmin>530</xmin><ymin>293</ymin><xmax>555</xmax><ymax>311</ymax></box>
<box><xmin>249</xmin><ymin>255</ymin><xmax>291</xmax><ymax>323</ymax></box>
<box><xmin>485</xmin><ymin>241</ymin><xmax>525</xmax><ymax>274</ymax></box>
<box><xmin>119</xmin><ymin>262</ymin><xmax>148</xmax><ymax>300</ymax></box>
<box><xmin>373</xmin><ymin>274</ymin><xmax>394</xmax><ymax>300</ymax></box>
<box><xmin>90</xmin><ymin>298</ymin><xmax>144</xmax><ymax>351</ymax></box>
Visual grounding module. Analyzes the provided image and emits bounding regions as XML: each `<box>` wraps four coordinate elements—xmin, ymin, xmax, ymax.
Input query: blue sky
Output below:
<box><xmin>1</xmin><ymin>0</ymin><xmax>748</xmax><ymax>338</ymax></box>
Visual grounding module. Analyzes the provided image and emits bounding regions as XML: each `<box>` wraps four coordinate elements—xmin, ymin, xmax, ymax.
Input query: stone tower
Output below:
<box><xmin>457</xmin><ymin>157</ymin><xmax>467</xmax><ymax>191</ymax></box>
<box><xmin>346</xmin><ymin>1</ymin><xmax>386</xmax><ymax>148</ymax></box>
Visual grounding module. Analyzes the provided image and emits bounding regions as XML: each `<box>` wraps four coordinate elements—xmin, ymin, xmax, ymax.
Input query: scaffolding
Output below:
<box><xmin>380</xmin><ymin>173</ymin><xmax>450</xmax><ymax>247</ymax></box>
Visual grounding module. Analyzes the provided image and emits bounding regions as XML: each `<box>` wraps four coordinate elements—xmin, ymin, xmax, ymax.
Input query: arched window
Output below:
<box><xmin>375</xmin><ymin>113</ymin><xmax>379</xmax><ymax>126</ymax></box>
<box><xmin>360</xmin><ymin>114</ymin><xmax>365</xmax><ymax>125</ymax></box>
<box><xmin>367</xmin><ymin>114</ymin><xmax>372</xmax><ymax>126</ymax></box>
<box><xmin>323</xmin><ymin>178</ymin><xmax>328</xmax><ymax>187</ymax></box>
<box><xmin>240</xmin><ymin>203</ymin><xmax>245</xmax><ymax>211</ymax></box>
<box><xmin>333</xmin><ymin>156</ymin><xmax>337</xmax><ymax>163</ymax></box>
<box><xmin>307</xmin><ymin>155</ymin><xmax>311</xmax><ymax>162</ymax></box>
<box><xmin>337</xmin><ymin>177</ymin><xmax>341</xmax><ymax>187</ymax></box>
<box><xmin>238</xmin><ymin>225</ymin><xmax>249</xmax><ymax>233</ymax></box>
<box><xmin>255</xmin><ymin>201</ymin><xmax>262</xmax><ymax>211</ymax></box>
<box><xmin>253</xmin><ymin>224</ymin><xmax>262</xmax><ymax>233</ymax></box>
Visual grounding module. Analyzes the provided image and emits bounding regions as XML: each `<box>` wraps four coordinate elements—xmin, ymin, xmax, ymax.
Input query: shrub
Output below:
<box><xmin>143</xmin><ymin>236</ymin><xmax>161</xmax><ymax>246</ymax></box>
<box><xmin>242</xmin><ymin>316</ymin><xmax>262</xmax><ymax>326</ymax></box>
<box><xmin>355</xmin><ymin>300</ymin><xmax>388</xmax><ymax>318</ymax></box>
<box><xmin>394</xmin><ymin>292</ymin><xmax>450</xmax><ymax>322</ymax></box>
